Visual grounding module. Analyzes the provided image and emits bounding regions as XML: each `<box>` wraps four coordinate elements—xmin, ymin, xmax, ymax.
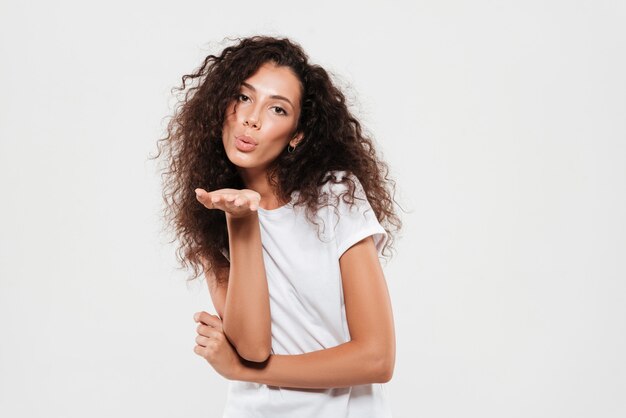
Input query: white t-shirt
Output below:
<box><xmin>221</xmin><ymin>170</ymin><xmax>392</xmax><ymax>418</ymax></box>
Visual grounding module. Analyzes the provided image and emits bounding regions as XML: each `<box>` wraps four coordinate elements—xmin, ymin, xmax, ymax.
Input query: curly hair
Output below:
<box><xmin>150</xmin><ymin>35</ymin><xmax>403</xmax><ymax>285</ymax></box>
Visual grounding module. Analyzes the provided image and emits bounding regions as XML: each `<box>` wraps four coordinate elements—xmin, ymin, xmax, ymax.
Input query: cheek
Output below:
<box><xmin>223</xmin><ymin>102</ymin><xmax>238</xmax><ymax>124</ymax></box>
<box><xmin>267</xmin><ymin>118</ymin><xmax>296</xmax><ymax>139</ymax></box>
<box><xmin>222</xmin><ymin>112</ymin><xmax>238</xmax><ymax>139</ymax></box>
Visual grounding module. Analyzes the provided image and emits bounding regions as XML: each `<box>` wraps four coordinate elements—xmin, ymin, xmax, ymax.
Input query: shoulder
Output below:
<box><xmin>320</xmin><ymin>170</ymin><xmax>364</xmax><ymax>198</ymax></box>
<box><xmin>320</xmin><ymin>170</ymin><xmax>375</xmax><ymax>223</ymax></box>
<box><xmin>321</xmin><ymin>171</ymin><xmax>387</xmax><ymax>258</ymax></box>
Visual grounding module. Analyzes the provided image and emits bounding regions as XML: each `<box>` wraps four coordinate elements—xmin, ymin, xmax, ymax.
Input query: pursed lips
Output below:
<box><xmin>236</xmin><ymin>135</ymin><xmax>258</xmax><ymax>145</ymax></box>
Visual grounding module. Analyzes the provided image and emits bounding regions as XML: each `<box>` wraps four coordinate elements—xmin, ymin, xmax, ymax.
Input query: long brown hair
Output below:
<box><xmin>150</xmin><ymin>35</ymin><xmax>403</xmax><ymax>284</ymax></box>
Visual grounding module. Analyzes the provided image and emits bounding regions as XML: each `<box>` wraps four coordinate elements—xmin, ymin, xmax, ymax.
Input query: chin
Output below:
<box><xmin>226</xmin><ymin>150</ymin><xmax>253</xmax><ymax>167</ymax></box>
<box><xmin>226</xmin><ymin>152</ymin><xmax>268</xmax><ymax>172</ymax></box>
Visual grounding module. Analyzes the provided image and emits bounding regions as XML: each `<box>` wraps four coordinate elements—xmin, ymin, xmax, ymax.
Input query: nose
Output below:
<box><xmin>243</xmin><ymin>108</ymin><xmax>261</xmax><ymax>129</ymax></box>
<box><xmin>243</xmin><ymin>118</ymin><xmax>258</xmax><ymax>128</ymax></box>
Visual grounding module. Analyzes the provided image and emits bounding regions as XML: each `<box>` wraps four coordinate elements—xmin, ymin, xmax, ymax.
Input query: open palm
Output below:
<box><xmin>195</xmin><ymin>187</ymin><xmax>261</xmax><ymax>218</ymax></box>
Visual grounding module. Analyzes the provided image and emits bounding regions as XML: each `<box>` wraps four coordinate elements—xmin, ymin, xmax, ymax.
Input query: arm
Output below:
<box><xmin>201</xmin><ymin>256</ymin><xmax>228</xmax><ymax>320</ymax></box>
<box><xmin>233</xmin><ymin>235</ymin><xmax>396</xmax><ymax>388</ymax></box>
<box><xmin>222</xmin><ymin>213</ymin><xmax>272</xmax><ymax>362</ymax></box>
<box><xmin>199</xmin><ymin>189</ymin><xmax>271</xmax><ymax>362</ymax></box>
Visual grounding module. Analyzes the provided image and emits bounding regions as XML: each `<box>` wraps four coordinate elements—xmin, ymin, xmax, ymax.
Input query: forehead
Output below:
<box><xmin>243</xmin><ymin>62</ymin><xmax>302</xmax><ymax>103</ymax></box>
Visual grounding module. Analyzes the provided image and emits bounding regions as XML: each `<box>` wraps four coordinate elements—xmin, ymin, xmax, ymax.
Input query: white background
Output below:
<box><xmin>1</xmin><ymin>1</ymin><xmax>625</xmax><ymax>417</ymax></box>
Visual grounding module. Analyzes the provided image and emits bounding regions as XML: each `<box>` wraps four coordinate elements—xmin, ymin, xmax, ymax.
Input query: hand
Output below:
<box><xmin>193</xmin><ymin>311</ymin><xmax>242</xmax><ymax>380</ymax></box>
<box><xmin>195</xmin><ymin>188</ymin><xmax>261</xmax><ymax>219</ymax></box>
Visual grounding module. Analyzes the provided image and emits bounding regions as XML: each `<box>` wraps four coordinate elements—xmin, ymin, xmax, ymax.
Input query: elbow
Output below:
<box><xmin>222</xmin><ymin>322</ymin><xmax>271</xmax><ymax>363</ymax></box>
<box><xmin>377</xmin><ymin>360</ymin><xmax>394</xmax><ymax>383</ymax></box>
<box><xmin>238</xmin><ymin>346</ymin><xmax>271</xmax><ymax>363</ymax></box>
<box><xmin>228</xmin><ymin>338</ymin><xmax>271</xmax><ymax>363</ymax></box>
<box><xmin>371</xmin><ymin>347</ymin><xmax>395</xmax><ymax>383</ymax></box>
<box><xmin>222</xmin><ymin>327</ymin><xmax>271</xmax><ymax>363</ymax></box>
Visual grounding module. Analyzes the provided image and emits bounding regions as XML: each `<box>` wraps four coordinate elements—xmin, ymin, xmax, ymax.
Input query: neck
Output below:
<box><xmin>238</xmin><ymin>167</ymin><xmax>286</xmax><ymax>210</ymax></box>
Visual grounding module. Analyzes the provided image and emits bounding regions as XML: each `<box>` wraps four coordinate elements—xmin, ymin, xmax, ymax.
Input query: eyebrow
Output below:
<box><xmin>241</xmin><ymin>82</ymin><xmax>295</xmax><ymax>108</ymax></box>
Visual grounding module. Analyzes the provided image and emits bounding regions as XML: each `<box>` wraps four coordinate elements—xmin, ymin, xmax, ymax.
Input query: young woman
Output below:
<box><xmin>154</xmin><ymin>35</ymin><xmax>402</xmax><ymax>417</ymax></box>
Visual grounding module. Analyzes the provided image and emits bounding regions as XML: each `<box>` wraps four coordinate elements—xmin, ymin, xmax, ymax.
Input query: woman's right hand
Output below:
<box><xmin>194</xmin><ymin>188</ymin><xmax>261</xmax><ymax>219</ymax></box>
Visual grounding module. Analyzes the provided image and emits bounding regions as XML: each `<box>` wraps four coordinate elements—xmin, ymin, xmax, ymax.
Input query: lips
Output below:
<box><xmin>234</xmin><ymin>135</ymin><xmax>258</xmax><ymax>152</ymax></box>
<box><xmin>236</xmin><ymin>135</ymin><xmax>258</xmax><ymax>145</ymax></box>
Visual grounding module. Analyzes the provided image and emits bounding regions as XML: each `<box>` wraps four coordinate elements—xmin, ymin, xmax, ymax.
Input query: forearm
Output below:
<box><xmin>223</xmin><ymin>213</ymin><xmax>271</xmax><ymax>362</ymax></box>
<box><xmin>235</xmin><ymin>340</ymin><xmax>391</xmax><ymax>389</ymax></box>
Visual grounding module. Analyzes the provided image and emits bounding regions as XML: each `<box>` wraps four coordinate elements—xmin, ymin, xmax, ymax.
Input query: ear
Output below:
<box><xmin>289</xmin><ymin>132</ymin><xmax>304</xmax><ymax>148</ymax></box>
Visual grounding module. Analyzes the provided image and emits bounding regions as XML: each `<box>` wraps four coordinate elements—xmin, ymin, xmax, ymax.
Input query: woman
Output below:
<box><xmin>154</xmin><ymin>35</ymin><xmax>402</xmax><ymax>417</ymax></box>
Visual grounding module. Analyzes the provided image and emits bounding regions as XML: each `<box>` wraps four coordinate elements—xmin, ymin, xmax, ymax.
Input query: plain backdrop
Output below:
<box><xmin>1</xmin><ymin>1</ymin><xmax>625</xmax><ymax>417</ymax></box>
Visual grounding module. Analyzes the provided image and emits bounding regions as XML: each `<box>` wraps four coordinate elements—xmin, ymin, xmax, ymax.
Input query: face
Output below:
<box><xmin>222</xmin><ymin>62</ymin><xmax>304</xmax><ymax>175</ymax></box>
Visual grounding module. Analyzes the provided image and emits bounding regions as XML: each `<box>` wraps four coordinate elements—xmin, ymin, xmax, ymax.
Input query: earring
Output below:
<box><xmin>287</xmin><ymin>144</ymin><xmax>296</xmax><ymax>153</ymax></box>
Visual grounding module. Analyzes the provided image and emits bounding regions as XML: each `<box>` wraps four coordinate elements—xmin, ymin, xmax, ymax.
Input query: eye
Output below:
<box><xmin>273</xmin><ymin>106</ymin><xmax>287</xmax><ymax>116</ymax></box>
<box><xmin>237</xmin><ymin>94</ymin><xmax>250</xmax><ymax>102</ymax></box>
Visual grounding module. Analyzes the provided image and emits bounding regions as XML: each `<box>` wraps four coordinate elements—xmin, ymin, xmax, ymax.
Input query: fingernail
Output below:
<box><xmin>193</xmin><ymin>312</ymin><xmax>199</xmax><ymax>321</ymax></box>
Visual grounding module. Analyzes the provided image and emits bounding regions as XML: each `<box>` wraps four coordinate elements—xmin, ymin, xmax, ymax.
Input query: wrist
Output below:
<box><xmin>226</xmin><ymin>212</ymin><xmax>259</xmax><ymax>239</ymax></box>
<box><xmin>231</xmin><ymin>356</ymin><xmax>268</xmax><ymax>383</ymax></box>
<box><xmin>232</xmin><ymin>359</ymin><xmax>251</xmax><ymax>382</ymax></box>
<box><xmin>226</xmin><ymin>211</ymin><xmax>258</xmax><ymax>224</ymax></box>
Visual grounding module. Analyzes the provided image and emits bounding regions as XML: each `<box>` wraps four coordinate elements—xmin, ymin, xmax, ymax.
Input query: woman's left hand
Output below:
<box><xmin>193</xmin><ymin>311</ymin><xmax>243</xmax><ymax>380</ymax></box>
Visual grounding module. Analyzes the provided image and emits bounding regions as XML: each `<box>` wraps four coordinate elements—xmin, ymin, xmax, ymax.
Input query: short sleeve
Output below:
<box><xmin>328</xmin><ymin>171</ymin><xmax>388</xmax><ymax>259</ymax></box>
<box><xmin>220</xmin><ymin>247</ymin><xmax>230</xmax><ymax>263</ymax></box>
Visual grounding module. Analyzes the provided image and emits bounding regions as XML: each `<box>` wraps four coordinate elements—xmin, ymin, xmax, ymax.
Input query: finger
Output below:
<box><xmin>245</xmin><ymin>192</ymin><xmax>261</xmax><ymax>210</ymax></box>
<box><xmin>196</xmin><ymin>335</ymin><xmax>212</xmax><ymax>347</ymax></box>
<box><xmin>238</xmin><ymin>194</ymin><xmax>255</xmax><ymax>208</ymax></box>
<box><xmin>195</xmin><ymin>311</ymin><xmax>223</xmax><ymax>329</ymax></box>
<box><xmin>200</xmin><ymin>312</ymin><xmax>223</xmax><ymax>329</ymax></box>
<box><xmin>193</xmin><ymin>311</ymin><xmax>221</xmax><ymax>326</ymax></box>
<box><xmin>194</xmin><ymin>345</ymin><xmax>206</xmax><ymax>356</ymax></box>
<box><xmin>197</xmin><ymin>323</ymin><xmax>223</xmax><ymax>338</ymax></box>
<box><xmin>249</xmin><ymin>198</ymin><xmax>258</xmax><ymax>211</ymax></box>
<box><xmin>209</xmin><ymin>194</ymin><xmax>221</xmax><ymax>206</ymax></box>
<box><xmin>239</xmin><ymin>197</ymin><xmax>256</xmax><ymax>211</ymax></box>
<box><xmin>195</xmin><ymin>188</ymin><xmax>209</xmax><ymax>204</ymax></box>
<box><xmin>222</xmin><ymin>194</ymin><xmax>235</xmax><ymax>203</ymax></box>
<box><xmin>222</xmin><ymin>196</ymin><xmax>240</xmax><ymax>210</ymax></box>
<box><xmin>195</xmin><ymin>189</ymin><xmax>219</xmax><ymax>210</ymax></box>
<box><xmin>235</xmin><ymin>198</ymin><xmax>249</xmax><ymax>208</ymax></box>
<box><xmin>214</xmin><ymin>195</ymin><xmax>235</xmax><ymax>211</ymax></box>
<box><xmin>209</xmin><ymin>194</ymin><xmax>233</xmax><ymax>211</ymax></box>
